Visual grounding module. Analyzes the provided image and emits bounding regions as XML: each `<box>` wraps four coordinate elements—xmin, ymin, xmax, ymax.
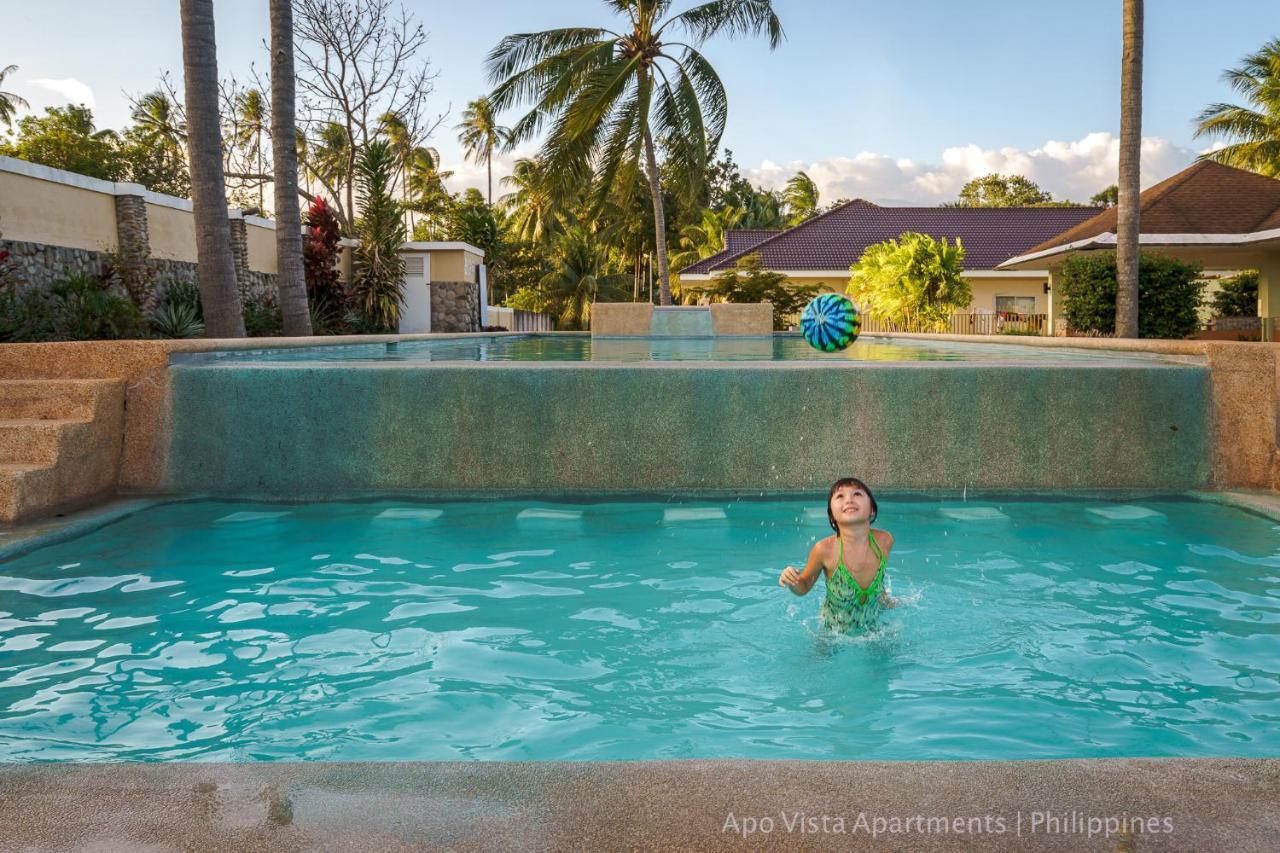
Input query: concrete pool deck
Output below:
<box><xmin>1</xmin><ymin>758</ymin><xmax>1277</xmax><ymax>851</ymax></box>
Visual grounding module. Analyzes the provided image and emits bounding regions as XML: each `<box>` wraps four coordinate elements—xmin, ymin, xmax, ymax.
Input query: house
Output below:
<box><xmin>677</xmin><ymin>200</ymin><xmax>1102</xmax><ymax>317</ymax></box>
<box><xmin>999</xmin><ymin>160</ymin><xmax>1280</xmax><ymax>337</ymax></box>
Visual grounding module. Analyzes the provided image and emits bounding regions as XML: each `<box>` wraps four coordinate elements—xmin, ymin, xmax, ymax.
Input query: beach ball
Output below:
<box><xmin>800</xmin><ymin>293</ymin><xmax>860</xmax><ymax>351</ymax></box>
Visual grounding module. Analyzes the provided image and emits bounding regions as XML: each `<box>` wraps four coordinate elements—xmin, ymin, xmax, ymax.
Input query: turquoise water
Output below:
<box><xmin>1</xmin><ymin>496</ymin><xmax>1276</xmax><ymax>762</ymax></box>
<box><xmin>170</xmin><ymin>335</ymin><xmax>1183</xmax><ymax>365</ymax></box>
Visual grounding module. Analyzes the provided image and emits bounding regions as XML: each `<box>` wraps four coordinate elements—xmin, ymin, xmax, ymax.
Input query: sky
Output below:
<box><xmin>2</xmin><ymin>0</ymin><xmax>1272</xmax><ymax>206</ymax></box>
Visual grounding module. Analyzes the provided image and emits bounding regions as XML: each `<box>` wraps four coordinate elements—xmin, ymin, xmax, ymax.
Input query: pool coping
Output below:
<box><xmin>4</xmin><ymin>489</ymin><xmax>1278</xmax><ymax>562</ymax></box>
<box><xmin>1</xmin><ymin>758</ymin><xmax>1276</xmax><ymax>850</ymax></box>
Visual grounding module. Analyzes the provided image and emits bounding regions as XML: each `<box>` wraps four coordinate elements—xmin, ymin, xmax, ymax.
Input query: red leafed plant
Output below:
<box><xmin>303</xmin><ymin>198</ymin><xmax>348</xmax><ymax>325</ymax></box>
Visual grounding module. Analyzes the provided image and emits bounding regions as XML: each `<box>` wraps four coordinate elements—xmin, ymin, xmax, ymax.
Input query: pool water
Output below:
<box><xmin>171</xmin><ymin>334</ymin><xmax>1185</xmax><ymax>365</ymax></box>
<box><xmin>1</xmin><ymin>496</ymin><xmax>1276</xmax><ymax>762</ymax></box>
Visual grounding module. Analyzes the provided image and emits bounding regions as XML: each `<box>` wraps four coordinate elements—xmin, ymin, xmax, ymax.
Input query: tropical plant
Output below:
<box><xmin>1208</xmin><ymin>270</ymin><xmax>1258</xmax><ymax>318</ymax></box>
<box><xmin>148</xmin><ymin>299</ymin><xmax>205</xmax><ymax>338</ymax></box>
<box><xmin>500</xmin><ymin>156</ymin><xmax>578</xmax><ymax>245</ymax></box>
<box><xmin>269</xmin><ymin>0</ymin><xmax>312</xmax><ymax>336</ymax></box>
<box><xmin>1090</xmin><ymin>185</ymin><xmax>1119</xmax><ymax>207</ymax></box>
<box><xmin>486</xmin><ymin>0</ymin><xmax>784</xmax><ymax>306</ymax></box>
<box><xmin>1195</xmin><ymin>38</ymin><xmax>1280</xmax><ymax>177</ymax></box>
<box><xmin>847</xmin><ymin>232</ymin><xmax>971</xmax><ymax>331</ymax></box>
<box><xmin>670</xmin><ymin>205</ymin><xmax>744</xmax><ymax>272</ymax></box>
<box><xmin>0</xmin><ymin>285</ymin><xmax>53</xmax><ymax>342</ymax></box>
<box><xmin>303</xmin><ymin>197</ymin><xmax>347</xmax><ymax>326</ymax></box>
<box><xmin>0</xmin><ymin>64</ymin><xmax>28</xmax><ymax>129</ymax></box>
<box><xmin>235</xmin><ymin>88</ymin><xmax>269</xmax><ymax>211</ymax></box>
<box><xmin>46</xmin><ymin>272</ymin><xmax>147</xmax><ymax>340</ymax></box>
<box><xmin>783</xmin><ymin>171</ymin><xmax>819</xmax><ymax>224</ymax></box>
<box><xmin>351</xmin><ymin>139</ymin><xmax>407</xmax><ymax>329</ymax></box>
<box><xmin>708</xmin><ymin>253</ymin><xmax>816</xmax><ymax>329</ymax></box>
<box><xmin>405</xmin><ymin>145</ymin><xmax>453</xmax><ymax>236</ymax></box>
<box><xmin>242</xmin><ymin>291</ymin><xmax>284</xmax><ymax>336</ymax></box>
<box><xmin>456</xmin><ymin>96</ymin><xmax>509</xmax><ymax>205</ymax></box>
<box><xmin>129</xmin><ymin>90</ymin><xmax>186</xmax><ymax>155</ymax></box>
<box><xmin>539</xmin><ymin>226</ymin><xmax>629</xmax><ymax>330</ymax></box>
<box><xmin>1115</xmin><ymin>0</ymin><xmax>1143</xmax><ymax>338</ymax></box>
<box><xmin>1057</xmin><ymin>251</ymin><xmax>1204</xmax><ymax>339</ymax></box>
<box><xmin>180</xmin><ymin>0</ymin><xmax>246</xmax><ymax>337</ymax></box>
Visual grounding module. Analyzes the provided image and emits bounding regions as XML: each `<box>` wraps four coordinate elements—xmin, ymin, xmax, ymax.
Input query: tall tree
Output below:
<box><xmin>234</xmin><ymin>88</ymin><xmax>268</xmax><ymax>211</ymax></box>
<box><xmin>270</xmin><ymin>0</ymin><xmax>312</xmax><ymax>336</ymax></box>
<box><xmin>0</xmin><ymin>105</ymin><xmax>124</xmax><ymax>179</ymax></box>
<box><xmin>456</xmin><ymin>97</ymin><xmax>509</xmax><ymax>205</ymax></box>
<box><xmin>1194</xmin><ymin>38</ymin><xmax>1280</xmax><ymax>177</ymax></box>
<box><xmin>1090</xmin><ymin>184</ymin><xmax>1119</xmax><ymax>208</ymax></box>
<box><xmin>486</xmin><ymin>0</ymin><xmax>784</xmax><ymax>307</ymax></box>
<box><xmin>1115</xmin><ymin>0</ymin><xmax>1143</xmax><ymax>338</ymax></box>
<box><xmin>952</xmin><ymin>173</ymin><xmax>1054</xmax><ymax>207</ymax></box>
<box><xmin>405</xmin><ymin>145</ymin><xmax>452</xmax><ymax>237</ymax></box>
<box><xmin>783</xmin><ymin>171</ymin><xmax>819</xmax><ymax>224</ymax></box>
<box><xmin>0</xmin><ymin>65</ymin><xmax>27</xmax><ymax>129</ymax></box>
<box><xmin>180</xmin><ymin>0</ymin><xmax>245</xmax><ymax>337</ymax></box>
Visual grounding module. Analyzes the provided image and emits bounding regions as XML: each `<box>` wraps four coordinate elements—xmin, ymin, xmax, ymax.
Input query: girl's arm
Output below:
<box><xmin>778</xmin><ymin>541</ymin><xmax>827</xmax><ymax>596</ymax></box>
<box><xmin>876</xmin><ymin>530</ymin><xmax>896</xmax><ymax>607</ymax></box>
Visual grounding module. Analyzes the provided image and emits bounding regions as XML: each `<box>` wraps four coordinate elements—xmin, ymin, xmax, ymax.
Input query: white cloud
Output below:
<box><xmin>27</xmin><ymin>77</ymin><xmax>96</xmax><ymax>109</ymax></box>
<box><xmin>748</xmin><ymin>132</ymin><xmax>1198</xmax><ymax>206</ymax></box>
<box><xmin>440</xmin><ymin>147</ymin><xmax>536</xmax><ymax>202</ymax></box>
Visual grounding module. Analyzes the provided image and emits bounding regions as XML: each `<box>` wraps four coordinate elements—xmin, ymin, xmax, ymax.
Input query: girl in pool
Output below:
<box><xmin>778</xmin><ymin>477</ymin><xmax>895</xmax><ymax>632</ymax></box>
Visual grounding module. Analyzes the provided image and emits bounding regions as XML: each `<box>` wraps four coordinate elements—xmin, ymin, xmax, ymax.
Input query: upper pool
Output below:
<box><xmin>170</xmin><ymin>334</ymin><xmax>1190</xmax><ymax>366</ymax></box>
<box><xmin>1</xmin><ymin>494</ymin><xmax>1275</xmax><ymax>762</ymax></box>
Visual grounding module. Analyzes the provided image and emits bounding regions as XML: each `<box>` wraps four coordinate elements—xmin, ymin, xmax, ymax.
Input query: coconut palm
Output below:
<box><xmin>670</xmin><ymin>205</ymin><xmax>744</xmax><ymax>273</ymax></box>
<box><xmin>130</xmin><ymin>91</ymin><xmax>186</xmax><ymax>153</ymax></box>
<box><xmin>783</xmin><ymin>170</ymin><xmax>819</xmax><ymax>225</ymax></box>
<box><xmin>0</xmin><ymin>65</ymin><xmax>28</xmax><ymax>130</ymax></box>
<box><xmin>404</xmin><ymin>145</ymin><xmax>453</xmax><ymax>237</ymax></box>
<box><xmin>500</xmin><ymin>156</ymin><xmax>581</xmax><ymax>245</ymax></box>
<box><xmin>1194</xmin><ymin>38</ymin><xmax>1280</xmax><ymax>177</ymax></box>
<box><xmin>457</xmin><ymin>97</ymin><xmax>510</xmax><ymax>205</ymax></box>
<box><xmin>235</xmin><ymin>88</ymin><xmax>269</xmax><ymax>211</ymax></box>
<box><xmin>541</xmin><ymin>226</ymin><xmax>630</xmax><ymax>329</ymax></box>
<box><xmin>486</xmin><ymin>0</ymin><xmax>784</xmax><ymax>306</ymax></box>
<box><xmin>1115</xmin><ymin>0</ymin><xmax>1142</xmax><ymax>338</ymax></box>
<box><xmin>269</xmin><ymin>0</ymin><xmax>312</xmax><ymax>336</ymax></box>
<box><xmin>179</xmin><ymin>0</ymin><xmax>245</xmax><ymax>337</ymax></box>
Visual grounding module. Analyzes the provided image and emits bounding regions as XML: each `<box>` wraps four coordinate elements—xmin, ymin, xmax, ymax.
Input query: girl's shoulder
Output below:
<box><xmin>871</xmin><ymin>528</ymin><xmax>895</xmax><ymax>550</ymax></box>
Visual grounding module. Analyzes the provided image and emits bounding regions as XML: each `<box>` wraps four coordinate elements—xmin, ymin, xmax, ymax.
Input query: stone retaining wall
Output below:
<box><xmin>430</xmin><ymin>281</ymin><xmax>480</xmax><ymax>332</ymax></box>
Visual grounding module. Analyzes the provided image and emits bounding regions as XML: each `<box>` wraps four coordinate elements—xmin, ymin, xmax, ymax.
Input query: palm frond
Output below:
<box><xmin>665</xmin><ymin>0</ymin><xmax>783</xmax><ymax>47</ymax></box>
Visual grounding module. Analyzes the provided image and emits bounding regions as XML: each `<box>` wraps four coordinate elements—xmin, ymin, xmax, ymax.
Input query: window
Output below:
<box><xmin>995</xmin><ymin>295</ymin><xmax>1036</xmax><ymax>315</ymax></box>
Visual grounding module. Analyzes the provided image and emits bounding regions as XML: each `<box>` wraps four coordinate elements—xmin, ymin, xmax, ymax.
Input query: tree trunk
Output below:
<box><xmin>180</xmin><ymin>0</ymin><xmax>245</xmax><ymax>337</ymax></box>
<box><xmin>270</xmin><ymin>0</ymin><xmax>313</xmax><ymax>336</ymax></box>
<box><xmin>643</xmin><ymin>127</ymin><xmax>672</xmax><ymax>306</ymax></box>
<box><xmin>1115</xmin><ymin>0</ymin><xmax>1143</xmax><ymax>338</ymax></box>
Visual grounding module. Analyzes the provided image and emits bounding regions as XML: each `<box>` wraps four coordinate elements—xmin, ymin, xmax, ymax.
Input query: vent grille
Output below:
<box><xmin>404</xmin><ymin>256</ymin><xmax>425</xmax><ymax>277</ymax></box>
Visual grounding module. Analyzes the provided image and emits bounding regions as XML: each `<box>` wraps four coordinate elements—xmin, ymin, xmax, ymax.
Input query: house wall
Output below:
<box><xmin>770</xmin><ymin>273</ymin><xmax>1051</xmax><ymax>313</ymax></box>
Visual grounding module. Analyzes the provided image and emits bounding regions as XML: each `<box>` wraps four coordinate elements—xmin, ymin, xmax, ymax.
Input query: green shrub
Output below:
<box><xmin>710</xmin><ymin>254</ymin><xmax>818</xmax><ymax>330</ymax></box>
<box><xmin>1209</xmin><ymin>270</ymin><xmax>1258</xmax><ymax>318</ymax></box>
<box><xmin>0</xmin><ymin>285</ymin><xmax>55</xmax><ymax>342</ymax></box>
<box><xmin>1057</xmin><ymin>252</ymin><xmax>1205</xmax><ymax>339</ymax></box>
<box><xmin>847</xmin><ymin>233</ymin><xmax>971</xmax><ymax>331</ymax></box>
<box><xmin>148</xmin><ymin>300</ymin><xmax>204</xmax><ymax>338</ymax></box>
<box><xmin>242</xmin><ymin>292</ymin><xmax>283</xmax><ymax>337</ymax></box>
<box><xmin>47</xmin><ymin>272</ymin><xmax>146</xmax><ymax>340</ymax></box>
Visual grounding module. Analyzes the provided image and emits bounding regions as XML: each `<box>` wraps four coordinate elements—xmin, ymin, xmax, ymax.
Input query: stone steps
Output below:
<box><xmin>0</xmin><ymin>379</ymin><xmax>125</xmax><ymax>523</ymax></box>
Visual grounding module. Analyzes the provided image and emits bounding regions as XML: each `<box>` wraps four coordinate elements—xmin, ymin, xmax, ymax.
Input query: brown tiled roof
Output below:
<box><xmin>682</xmin><ymin>229</ymin><xmax>780</xmax><ymax>275</ymax></box>
<box><xmin>1023</xmin><ymin>160</ymin><xmax>1280</xmax><ymax>255</ymax></box>
<box><xmin>686</xmin><ymin>200</ymin><xmax>1102</xmax><ymax>274</ymax></box>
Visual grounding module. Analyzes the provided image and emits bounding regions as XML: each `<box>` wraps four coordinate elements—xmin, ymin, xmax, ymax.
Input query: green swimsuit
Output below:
<box><xmin>819</xmin><ymin>531</ymin><xmax>887</xmax><ymax>633</ymax></box>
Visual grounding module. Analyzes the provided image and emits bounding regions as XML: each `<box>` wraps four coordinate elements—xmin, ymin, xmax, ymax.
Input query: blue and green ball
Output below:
<box><xmin>800</xmin><ymin>293</ymin><xmax>860</xmax><ymax>351</ymax></box>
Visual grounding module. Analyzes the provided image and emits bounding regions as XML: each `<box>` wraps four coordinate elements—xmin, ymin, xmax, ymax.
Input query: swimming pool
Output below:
<box><xmin>1</xmin><ymin>494</ymin><xmax>1275</xmax><ymax>762</ymax></box>
<box><xmin>170</xmin><ymin>334</ymin><xmax>1190</xmax><ymax>366</ymax></box>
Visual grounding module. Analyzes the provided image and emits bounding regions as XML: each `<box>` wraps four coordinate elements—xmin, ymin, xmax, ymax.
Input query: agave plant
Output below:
<box><xmin>149</xmin><ymin>299</ymin><xmax>206</xmax><ymax>338</ymax></box>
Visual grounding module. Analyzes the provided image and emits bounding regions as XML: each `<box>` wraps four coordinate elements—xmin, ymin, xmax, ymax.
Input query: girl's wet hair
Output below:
<box><xmin>827</xmin><ymin>477</ymin><xmax>878</xmax><ymax>531</ymax></box>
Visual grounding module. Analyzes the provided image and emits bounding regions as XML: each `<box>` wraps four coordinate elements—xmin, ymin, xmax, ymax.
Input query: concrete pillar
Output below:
<box><xmin>1259</xmin><ymin>250</ymin><xmax>1280</xmax><ymax>342</ymax></box>
<box><xmin>227</xmin><ymin>210</ymin><xmax>250</xmax><ymax>298</ymax></box>
<box><xmin>1046</xmin><ymin>266</ymin><xmax>1064</xmax><ymax>336</ymax></box>
<box><xmin>112</xmin><ymin>184</ymin><xmax>154</xmax><ymax>311</ymax></box>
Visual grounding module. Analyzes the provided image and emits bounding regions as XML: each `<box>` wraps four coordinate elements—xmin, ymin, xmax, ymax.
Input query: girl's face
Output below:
<box><xmin>830</xmin><ymin>484</ymin><xmax>872</xmax><ymax>526</ymax></box>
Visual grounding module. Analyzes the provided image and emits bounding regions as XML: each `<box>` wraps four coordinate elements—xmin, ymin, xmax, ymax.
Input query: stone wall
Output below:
<box><xmin>1</xmin><ymin>238</ymin><xmax>276</xmax><ymax>304</ymax></box>
<box><xmin>431</xmin><ymin>281</ymin><xmax>480</xmax><ymax>332</ymax></box>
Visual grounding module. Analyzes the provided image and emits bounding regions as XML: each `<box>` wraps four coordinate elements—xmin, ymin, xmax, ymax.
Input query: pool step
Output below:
<box><xmin>0</xmin><ymin>379</ymin><xmax>125</xmax><ymax>524</ymax></box>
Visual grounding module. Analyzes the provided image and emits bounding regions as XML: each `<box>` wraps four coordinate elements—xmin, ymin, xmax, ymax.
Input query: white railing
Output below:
<box><xmin>486</xmin><ymin>306</ymin><xmax>555</xmax><ymax>332</ymax></box>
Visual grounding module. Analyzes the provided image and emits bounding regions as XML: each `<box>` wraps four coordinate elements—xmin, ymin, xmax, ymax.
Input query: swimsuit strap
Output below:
<box><xmin>835</xmin><ymin>532</ymin><xmax>885</xmax><ymax>594</ymax></box>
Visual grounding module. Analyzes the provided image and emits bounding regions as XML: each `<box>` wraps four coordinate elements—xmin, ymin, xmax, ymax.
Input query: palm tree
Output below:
<box><xmin>235</xmin><ymin>88</ymin><xmax>268</xmax><ymax>211</ymax></box>
<box><xmin>670</xmin><ymin>205</ymin><xmax>744</xmax><ymax>272</ymax></box>
<box><xmin>486</xmin><ymin>0</ymin><xmax>784</xmax><ymax>306</ymax></box>
<box><xmin>1194</xmin><ymin>38</ymin><xmax>1280</xmax><ymax>177</ymax></box>
<box><xmin>0</xmin><ymin>65</ymin><xmax>28</xmax><ymax>130</ymax></box>
<box><xmin>179</xmin><ymin>0</ymin><xmax>245</xmax><ymax>337</ymax></box>
<box><xmin>457</xmin><ymin>97</ymin><xmax>510</xmax><ymax>205</ymax></box>
<box><xmin>405</xmin><ymin>145</ymin><xmax>452</xmax><ymax>237</ymax></box>
<box><xmin>500</xmin><ymin>156</ymin><xmax>578</xmax><ymax>245</ymax></box>
<box><xmin>783</xmin><ymin>171</ymin><xmax>819</xmax><ymax>225</ymax></box>
<box><xmin>1115</xmin><ymin>0</ymin><xmax>1142</xmax><ymax>339</ymax></box>
<box><xmin>269</xmin><ymin>0</ymin><xmax>312</xmax><ymax>336</ymax></box>
<box><xmin>541</xmin><ymin>226</ymin><xmax>630</xmax><ymax>329</ymax></box>
<box><xmin>130</xmin><ymin>91</ymin><xmax>187</xmax><ymax>153</ymax></box>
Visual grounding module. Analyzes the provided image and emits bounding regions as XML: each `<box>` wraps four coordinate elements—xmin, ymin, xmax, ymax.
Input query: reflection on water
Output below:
<box><xmin>0</xmin><ymin>495</ymin><xmax>1275</xmax><ymax>762</ymax></box>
